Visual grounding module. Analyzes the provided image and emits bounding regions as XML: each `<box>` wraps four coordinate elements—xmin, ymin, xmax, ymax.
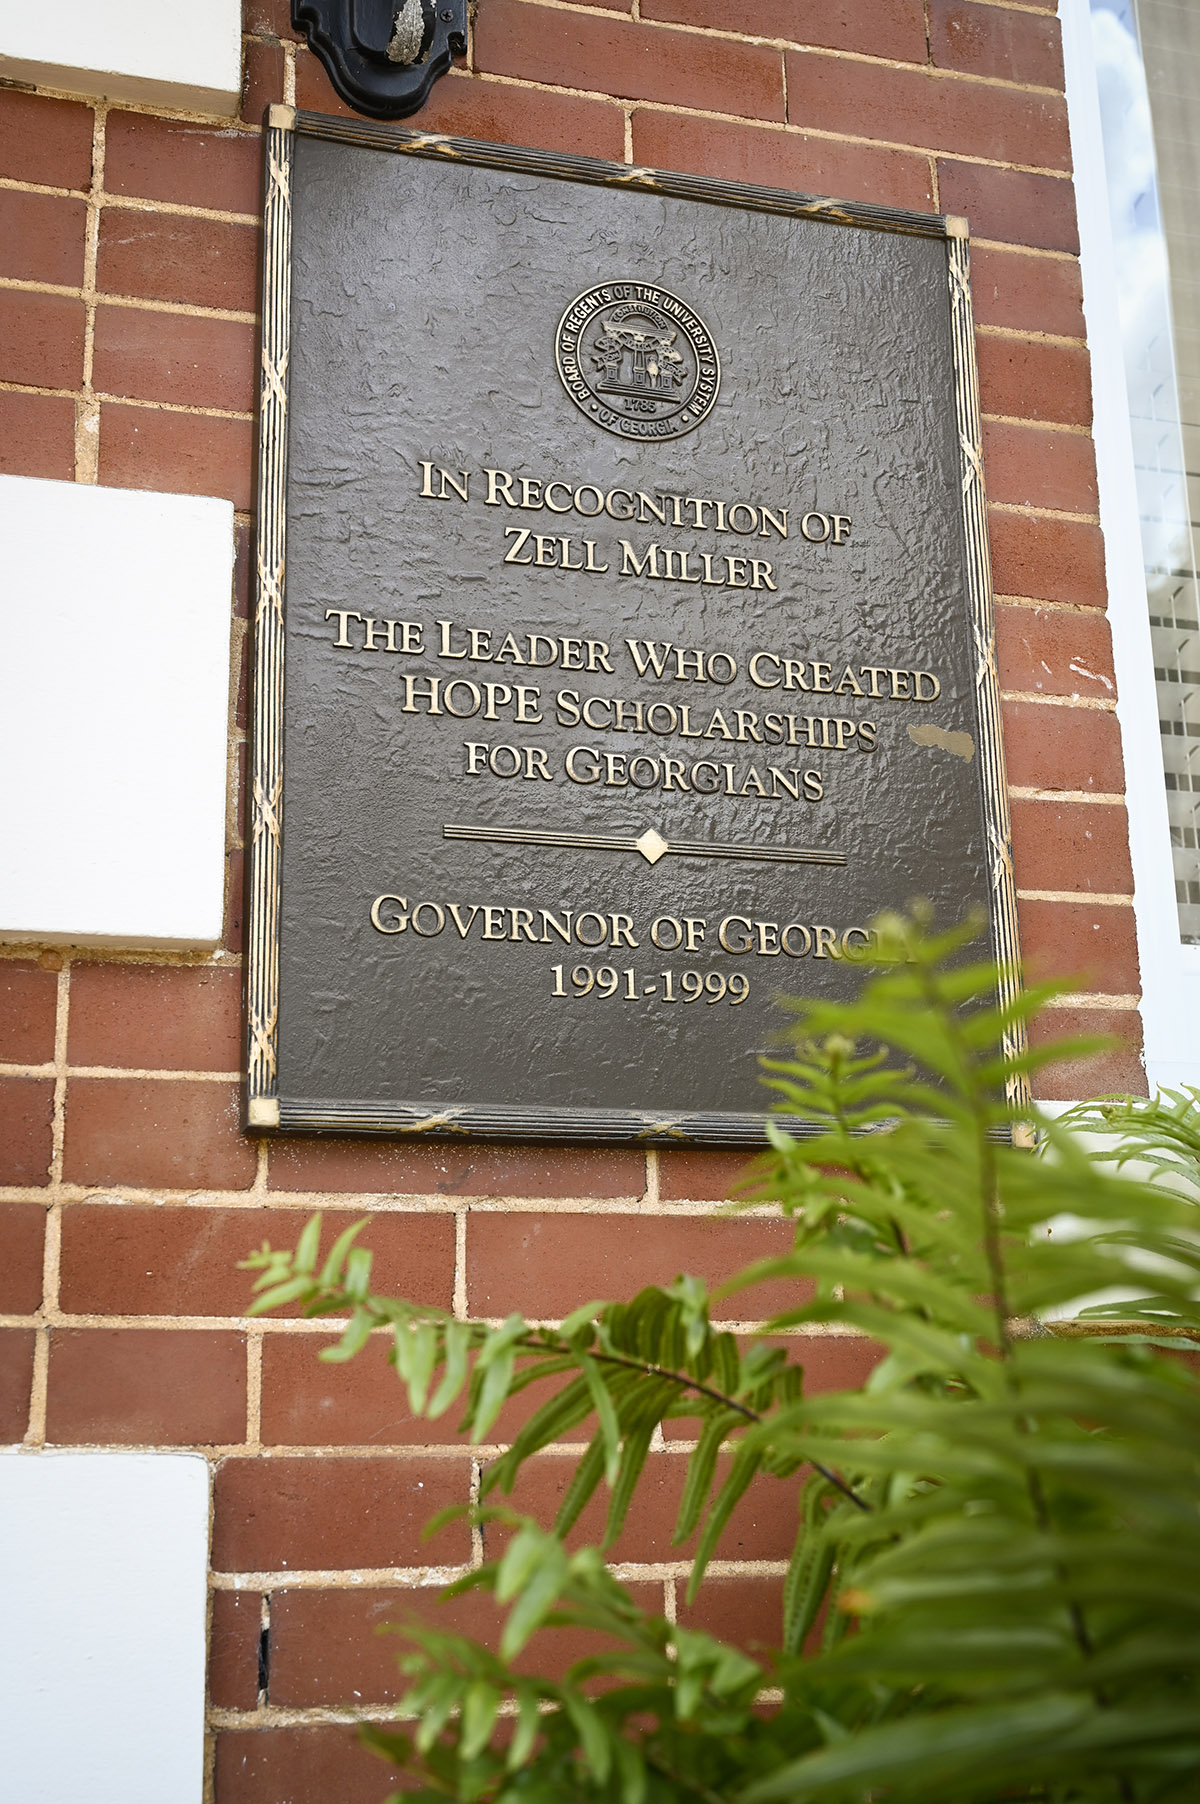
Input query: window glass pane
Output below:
<box><xmin>1091</xmin><ymin>0</ymin><xmax>1200</xmax><ymax>940</ymax></box>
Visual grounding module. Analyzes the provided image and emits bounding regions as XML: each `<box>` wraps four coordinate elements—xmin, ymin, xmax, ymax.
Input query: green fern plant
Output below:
<box><xmin>245</xmin><ymin>918</ymin><xmax>1200</xmax><ymax>1802</ymax></box>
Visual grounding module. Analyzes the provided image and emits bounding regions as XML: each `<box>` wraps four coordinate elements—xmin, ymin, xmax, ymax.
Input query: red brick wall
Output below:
<box><xmin>0</xmin><ymin>3</ymin><xmax>1143</xmax><ymax>1797</ymax></box>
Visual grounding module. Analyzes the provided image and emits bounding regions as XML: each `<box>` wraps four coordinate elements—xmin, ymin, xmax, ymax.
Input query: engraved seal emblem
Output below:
<box><xmin>555</xmin><ymin>283</ymin><xmax>721</xmax><ymax>440</ymax></box>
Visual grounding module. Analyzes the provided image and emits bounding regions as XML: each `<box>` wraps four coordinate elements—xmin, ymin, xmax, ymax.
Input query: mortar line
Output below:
<box><xmin>208</xmin><ymin>1556</ymin><xmax>791</xmax><ymax>1591</ymax></box>
<box><xmin>0</xmin><ymin>1186</ymin><xmax>779</xmax><ymax>1215</ymax></box>
<box><xmin>999</xmin><ymin>690</ymin><xmax>1115</xmax><ymax>710</ymax></box>
<box><xmin>76</xmin><ymin>104</ymin><xmax>105</xmax><ymax>481</ymax></box>
<box><xmin>0</xmin><ymin>278</ymin><xmax>259</xmax><ymax>324</ymax></box>
<box><xmin>1016</xmin><ymin>889</ymin><xmax>1131</xmax><ymax>906</ymax></box>
<box><xmin>469</xmin><ymin>1459</ymin><xmax>485</xmax><ymax>1568</ymax></box>
<box><xmin>453</xmin><ymin>1208</ymin><xmax>469</xmax><ymax>1318</ymax></box>
<box><xmin>0</xmin><ymin>946</ymin><xmax>242</xmax><ymax>969</ymax></box>
<box><xmin>246</xmin><ymin>1329</ymin><xmax>264</xmax><ymax>1449</ymax></box>
<box><xmin>0</xmin><ymin>381</ymin><xmax>254</xmax><ymax>423</ymax></box>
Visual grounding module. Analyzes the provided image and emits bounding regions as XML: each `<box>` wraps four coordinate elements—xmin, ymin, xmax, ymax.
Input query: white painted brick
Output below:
<box><xmin>0</xmin><ymin>0</ymin><xmax>243</xmax><ymax>115</ymax></box>
<box><xmin>0</xmin><ymin>475</ymin><xmax>234</xmax><ymax>949</ymax></box>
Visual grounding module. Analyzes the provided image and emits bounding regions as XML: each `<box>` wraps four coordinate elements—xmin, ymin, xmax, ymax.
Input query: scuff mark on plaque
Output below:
<box><xmin>908</xmin><ymin>723</ymin><xmax>976</xmax><ymax>762</ymax></box>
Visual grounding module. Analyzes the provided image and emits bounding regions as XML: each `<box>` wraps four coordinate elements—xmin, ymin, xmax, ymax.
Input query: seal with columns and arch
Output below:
<box><xmin>555</xmin><ymin>282</ymin><xmax>721</xmax><ymax>441</ymax></box>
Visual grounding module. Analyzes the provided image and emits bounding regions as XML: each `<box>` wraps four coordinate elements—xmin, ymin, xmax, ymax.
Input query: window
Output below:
<box><xmin>1061</xmin><ymin>0</ymin><xmax>1200</xmax><ymax>1086</ymax></box>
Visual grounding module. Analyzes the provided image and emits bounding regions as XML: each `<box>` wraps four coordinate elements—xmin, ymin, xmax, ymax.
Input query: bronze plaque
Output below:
<box><xmin>246</xmin><ymin>110</ymin><xmax>1020</xmax><ymax>1143</ymax></box>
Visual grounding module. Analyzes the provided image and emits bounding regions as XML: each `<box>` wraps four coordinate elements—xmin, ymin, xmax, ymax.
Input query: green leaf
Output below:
<box><xmin>581</xmin><ymin>1354</ymin><xmax>622</xmax><ymax>1487</ymax></box>
<box><xmin>318</xmin><ymin>1215</ymin><xmax>369</xmax><ymax>1287</ymax></box>
<box><xmin>500</xmin><ymin>1538</ymin><xmax>569</xmax><ymax>1658</ymax></box>
<box><xmin>245</xmin><ymin>1275</ymin><xmax>314</xmax><ymax>1316</ymax></box>
<box><xmin>428</xmin><ymin>1318</ymin><xmax>470</xmax><ymax>1419</ymax></box>
<box><xmin>688</xmin><ymin>1442</ymin><xmax>764</xmax><ymax>1599</ymax></box>
<box><xmin>293</xmin><ymin>1212</ymin><xmax>323</xmax><ymax>1276</ymax></box>
<box><xmin>562</xmin><ymin>1692</ymin><xmax>611</xmax><ymax>1784</ymax></box>
<box><xmin>459</xmin><ymin>1679</ymin><xmax>500</xmax><ymax>1760</ymax></box>
<box><xmin>674</xmin><ymin>1406</ymin><xmax>743</xmax><ymax>1545</ymax></box>
<box><xmin>319</xmin><ymin>1305</ymin><xmax>375</xmax><ymax>1362</ymax></box>
<box><xmin>507</xmin><ymin>1687</ymin><xmax>543</xmax><ymax>1770</ymax></box>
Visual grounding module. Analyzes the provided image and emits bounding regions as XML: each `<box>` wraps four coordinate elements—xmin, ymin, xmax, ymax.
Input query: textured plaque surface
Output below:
<box><xmin>248</xmin><ymin>114</ymin><xmax>1018</xmax><ymax>1142</ymax></box>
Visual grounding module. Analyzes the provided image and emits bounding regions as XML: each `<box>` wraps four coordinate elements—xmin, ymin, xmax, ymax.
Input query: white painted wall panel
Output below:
<box><xmin>0</xmin><ymin>0</ymin><xmax>242</xmax><ymax>114</ymax></box>
<box><xmin>0</xmin><ymin>1451</ymin><xmax>209</xmax><ymax>1804</ymax></box>
<box><xmin>0</xmin><ymin>475</ymin><xmax>234</xmax><ymax>948</ymax></box>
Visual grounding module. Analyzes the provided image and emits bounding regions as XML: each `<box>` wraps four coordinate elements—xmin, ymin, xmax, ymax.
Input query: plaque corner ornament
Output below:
<box><xmin>291</xmin><ymin>0</ymin><xmax>467</xmax><ymax>121</ymax></box>
<box><xmin>555</xmin><ymin>282</ymin><xmax>721</xmax><ymax>441</ymax></box>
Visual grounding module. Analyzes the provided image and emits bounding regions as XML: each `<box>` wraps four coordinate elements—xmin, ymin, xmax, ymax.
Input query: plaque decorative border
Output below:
<box><xmin>246</xmin><ymin>107</ymin><xmax>1028</xmax><ymax>1141</ymax></box>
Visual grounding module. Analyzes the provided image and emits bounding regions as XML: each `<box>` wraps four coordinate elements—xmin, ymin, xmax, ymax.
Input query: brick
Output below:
<box><xmin>465</xmin><ymin>1213</ymin><xmax>804</xmax><ymax>1322</ymax></box>
<box><xmin>68</xmin><ymin>963</ymin><xmax>242</xmax><ymax>1073</ymax></box>
<box><xmin>977</xmin><ymin>334</ymin><xmax>1091</xmax><ymax>428</ymax></box>
<box><xmin>214</xmin><ymin>1727</ymin><xmax>406</xmax><ymax>1804</ymax></box>
<box><xmin>260</xmin><ymin>1332</ymin><xmax>466</xmax><ymax>1448</ymax></box>
<box><xmin>224</xmin><ymin>848</ymin><xmax>246</xmax><ymax>955</ymax></box>
<box><xmin>929</xmin><ymin>0</ymin><xmax>1063</xmax><ymax>88</ymax></box>
<box><xmin>235</xmin><ymin>629</ymin><xmax>250</xmax><ymax>731</ymax></box>
<box><xmin>0</xmin><ymin>89</ymin><xmax>93</xmax><ymax>188</ymax></box>
<box><xmin>98</xmin><ymin>403</ymin><xmax>254</xmax><ymax>512</ymax></box>
<box><xmin>212</xmin><ymin>1453</ymin><xmax>473</xmax><ymax>1570</ymax></box>
<box><xmin>268</xmin><ymin>1580</ymin><xmax>661</xmax><ymax>1706</ymax></box>
<box><xmin>0</xmin><ymin>289</ymin><xmax>85</xmax><ymax>390</ymax></box>
<box><xmin>58</xmin><ymin>1205</ymin><xmax>454</xmax><ymax>1316</ymax></box>
<box><xmin>404</xmin><ymin>70</ymin><xmax>625</xmax><ymax>162</ymax></box>
<box><xmin>104</xmin><ymin>112</ymin><xmax>261</xmax><ymax>214</ymax></box>
<box><xmin>1016</xmin><ymin>897</ymin><xmax>1140</xmax><ymax>993</ymax></box>
<box><xmin>785</xmin><ymin>49</ymin><xmax>1070</xmax><ymax>169</ymax></box>
<box><xmin>91</xmin><ymin>302</ymin><xmax>257</xmax><ymax>411</ymax></box>
<box><xmin>0</xmin><ymin>1077</ymin><xmax>54</xmax><ymax>1187</ymax></box>
<box><xmin>241</xmin><ymin>36</ymin><xmax>288</xmax><ymax>126</ymax></box>
<box><xmin>939</xmin><ymin>161</ymin><xmax>1078</xmax><ymax>255</ymax></box>
<box><xmin>643</xmin><ymin>0</ymin><xmax>927</xmax><ymax>63</ymax></box>
<box><xmin>1029</xmin><ymin>1007</ymin><xmax>1147</xmax><ymax>1101</ymax></box>
<box><xmin>0</xmin><ymin>1329</ymin><xmax>35</xmax><ymax>1442</ymax></box>
<box><xmin>475</xmin><ymin>0</ymin><xmax>786</xmax><ymax>119</ymax></box>
<box><xmin>0</xmin><ymin>189</ymin><xmax>86</xmax><ymax>285</ymax></box>
<box><xmin>631</xmin><ymin>110</ymin><xmax>934</xmax><ymax>212</ymax></box>
<box><xmin>486</xmin><ymin>1450</ymin><xmax>795</xmax><ymax>1564</ymax></box>
<box><xmin>996</xmin><ymin>604</ymin><xmax>1116</xmax><ymax>702</ymax></box>
<box><xmin>659</xmin><ymin>1148</ymin><xmax>767</xmax><ymax>1202</ymax></box>
<box><xmin>677</xmin><ymin>1573</ymin><xmax>784</xmax><ymax>1654</ymax></box>
<box><xmin>210</xmin><ymin>1588</ymin><xmax>263</xmax><ymax>1710</ymax></box>
<box><xmin>970</xmin><ymin>245</ymin><xmax>1084</xmax><ymax>339</ymax></box>
<box><xmin>97</xmin><ymin>208</ymin><xmax>258</xmax><ymax>312</ymax></box>
<box><xmin>982</xmin><ymin>421</ymin><xmax>1097</xmax><ymax>515</ymax></box>
<box><xmin>62</xmin><ymin>1078</ymin><xmax>254</xmax><ymax>1190</ymax></box>
<box><xmin>0</xmin><ymin>961</ymin><xmax>58</xmax><ymax>1064</ymax></box>
<box><xmin>1010</xmin><ymin>797</ymin><xmax>1133</xmax><ymax>896</ymax></box>
<box><xmin>45</xmin><ymin>1327</ymin><xmax>246</xmax><ymax>1445</ymax></box>
<box><xmin>267</xmin><ymin>1136</ymin><xmax>644</xmax><ymax>1199</ymax></box>
<box><xmin>0</xmin><ymin>1203</ymin><xmax>46</xmax><ymax>1312</ymax></box>
<box><xmin>1001</xmin><ymin>699</ymin><xmax>1125</xmax><ymax>793</ymax></box>
<box><xmin>245</xmin><ymin>0</ymin><xmax>304</xmax><ymax>40</ymax></box>
<box><xmin>234</xmin><ymin>514</ymin><xmax>253</xmax><ymax>617</ymax></box>
<box><xmin>0</xmin><ymin>390</ymin><xmax>76</xmax><ymax>479</ymax></box>
<box><xmin>990</xmin><ymin>512</ymin><xmax>1106</xmax><ymax>607</ymax></box>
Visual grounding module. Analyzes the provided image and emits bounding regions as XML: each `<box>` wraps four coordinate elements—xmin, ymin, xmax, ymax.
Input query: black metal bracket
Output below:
<box><xmin>291</xmin><ymin>0</ymin><xmax>468</xmax><ymax>120</ymax></box>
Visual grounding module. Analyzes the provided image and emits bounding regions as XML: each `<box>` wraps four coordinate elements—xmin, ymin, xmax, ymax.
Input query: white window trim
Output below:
<box><xmin>1059</xmin><ymin>0</ymin><xmax>1200</xmax><ymax>1091</ymax></box>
